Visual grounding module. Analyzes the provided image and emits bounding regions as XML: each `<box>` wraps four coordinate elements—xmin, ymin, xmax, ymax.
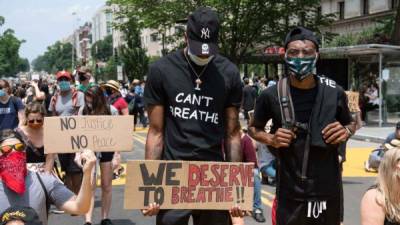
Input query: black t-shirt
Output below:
<box><xmin>252</xmin><ymin>76</ymin><xmax>352</xmax><ymax>200</ymax></box>
<box><xmin>144</xmin><ymin>50</ymin><xmax>242</xmax><ymax>161</ymax></box>
<box><xmin>242</xmin><ymin>85</ymin><xmax>257</xmax><ymax>111</ymax></box>
<box><xmin>290</xmin><ymin>85</ymin><xmax>317</xmax><ymax>123</ymax></box>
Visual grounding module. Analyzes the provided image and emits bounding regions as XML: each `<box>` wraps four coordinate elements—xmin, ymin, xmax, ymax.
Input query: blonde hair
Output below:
<box><xmin>377</xmin><ymin>147</ymin><xmax>400</xmax><ymax>222</ymax></box>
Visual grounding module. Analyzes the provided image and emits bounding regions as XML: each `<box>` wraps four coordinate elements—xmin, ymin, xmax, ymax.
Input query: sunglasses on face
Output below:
<box><xmin>28</xmin><ymin>119</ymin><xmax>43</xmax><ymax>124</ymax></box>
<box><xmin>0</xmin><ymin>143</ymin><xmax>25</xmax><ymax>154</ymax></box>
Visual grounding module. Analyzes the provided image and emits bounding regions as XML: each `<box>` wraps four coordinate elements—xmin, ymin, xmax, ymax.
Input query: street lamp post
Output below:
<box><xmin>72</xmin><ymin>12</ymin><xmax>76</xmax><ymax>71</ymax></box>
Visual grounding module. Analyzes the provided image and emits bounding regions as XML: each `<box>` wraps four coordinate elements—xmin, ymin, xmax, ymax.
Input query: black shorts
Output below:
<box><xmin>98</xmin><ymin>152</ymin><xmax>114</xmax><ymax>163</ymax></box>
<box><xmin>58</xmin><ymin>153</ymin><xmax>82</xmax><ymax>173</ymax></box>
<box><xmin>276</xmin><ymin>196</ymin><xmax>340</xmax><ymax>225</ymax></box>
<box><xmin>156</xmin><ymin>210</ymin><xmax>230</xmax><ymax>225</ymax></box>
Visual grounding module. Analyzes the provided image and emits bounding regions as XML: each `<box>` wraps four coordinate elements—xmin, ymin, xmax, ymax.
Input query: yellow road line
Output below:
<box><xmin>262</xmin><ymin>190</ymin><xmax>275</xmax><ymax>198</ymax></box>
<box><xmin>133</xmin><ymin>133</ymin><xmax>146</xmax><ymax>145</ymax></box>
<box><xmin>343</xmin><ymin>147</ymin><xmax>377</xmax><ymax>177</ymax></box>
<box><xmin>261</xmin><ymin>196</ymin><xmax>273</xmax><ymax>207</ymax></box>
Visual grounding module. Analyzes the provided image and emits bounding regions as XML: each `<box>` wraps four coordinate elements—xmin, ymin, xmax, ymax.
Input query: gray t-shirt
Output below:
<box><xmin>48</xmin><ymin>91</ymin><xmax>85</xmax><ymax>116</ymax></box>
<box><xmin>0</xmin><ymin>172</ymin><xmax>74</xmax><ymax>225</ymax></box>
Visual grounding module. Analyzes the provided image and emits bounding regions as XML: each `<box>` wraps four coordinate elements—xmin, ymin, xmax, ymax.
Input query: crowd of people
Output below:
<box><xmin>0</xmin><ymin>67</ymin><xmax>148</xmax><ymax>225</ymax></box>
<box><xmin>0</xmin><ymin>6</ymin><xmax>399</xmax><ymax>225</ymax></box>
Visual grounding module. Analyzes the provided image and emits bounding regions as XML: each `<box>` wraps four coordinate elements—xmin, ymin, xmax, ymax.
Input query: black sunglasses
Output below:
<box><xmin>28</xmin><ymin>119</ymin><xmax>43</xmax><ymax>124</ymax></box>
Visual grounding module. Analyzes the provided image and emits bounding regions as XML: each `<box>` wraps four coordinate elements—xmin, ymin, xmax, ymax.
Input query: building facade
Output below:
<box><xmin>321</xmin><ymin>0</ymin><xmax>398</xmax><ymax>35</ymax></box>
<box><xmin>92</xmin><ymin>5</ymin><xmax>114</xmax><ymax>43</ymax></box>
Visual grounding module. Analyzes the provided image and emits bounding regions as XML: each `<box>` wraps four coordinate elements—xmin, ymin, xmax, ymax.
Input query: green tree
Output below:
<box><xmin>115</xmin><ymin>14</ymin><xmax>149</xmax><ymax>81</ymax></box>
<box><xmin>91</xmin><ymin>35</ymin><xmax>113</xmax><ymax>62</ymax></box>
<box><xmin>109</xmin><ymin>0</ymin><xmax>335</xmax><ymax>64</ymax></box>
<box><xmin>0</xmin><ymin>28</ymin><xmax>26</xmax><ymax>76</ymax></box>
<box><xmin>32</xmin><ymin>41</ymin><xmax>74</xmax><ymax>73</ymax></box>
<box><xmin>391</xmin><ymin>2</ymin><xmax>400</xmax><ymax>45</ymax></box>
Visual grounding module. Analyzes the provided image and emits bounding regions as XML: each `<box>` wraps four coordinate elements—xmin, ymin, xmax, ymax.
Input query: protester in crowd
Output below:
<box><xmin>23</xmin><ymin>80</ymin><xmax>45</xmax><ymax>105</ymax></box>
<box><xmin>365</xmin><ymin>121</ymin><xmax>400</xmax><ymax>172</ymax></box>
<box><xmin>360</xmin><ymin>147</ymin><xmax>400</xmax><ymax>225</ymax></box>
<box><xmin>101</xmin><ymin>80</ymin><xmax>126</xmax><ymax>178</ymax></box>
<box><xmin>0</xmin><ymin>206</ymin><xmax>43</xmax><ymax>225</ymax></box>
<box><xmin>362</xmin><ymin>83</ymin><xmax>379</xmax><ymax>123</ymax></box>
<box><xmin>76</xmin><ymin>67</ymin><xmax>94</xmax><ymax>93</ymax></box>
<box><xmin>48</xmin><ymin>71</ymin><xmax>85</xmax><ymax>195</ymax></box>
<box><xmin>249</xmin><ymin>26</ymin><xmax>355</xmax><ymax>225</ymax></box>
<box><xmin>142</xmin><ymin>7</ymin><xmax>244</xmax><ymax>224</ymax></box>
<box><xmin>38</xmin><ymin>82</ymin><xmax>52</xmax><ymax>116</ymax></box>
<box><xmin>241</xmin><ymin>128</ymin><xmax>266</xmax><ymax>223</ymax></box>
<box><xmin>120</xmin><ymin>83</ymin><xmax>129</xmax><ymax>98</ymax></box>
<box><xmin>0</xmin><ymin>129</ymin><xmax>96</xmax><ymax>225</ymax></box>
<box><xmin>0</xmin><ymin>79</ymin><xmax>25</xmax><ymax>131</ymax></box>
<box><xmin>78</xmin><ymin>85</ymin><xmax>118</xmax><ymax>225</ymax></box>
<box><xmin>102</xmin><ymin>80</ymin><xmax>128</xmax><ymax>116</ymax></box>
<box><xmin>241</xmin><ymin>78</ymin><xmax>257</xmax><ymax>125</ymax></box>
<box><xmin>15</xmin><ymin>102</ymin><xmax>54</xmax><ymax>173</ymax></box>
<box><xmin>257</xmin><ymin>142</ymin><xmax>276</xmax><ymax>185</ymax></box>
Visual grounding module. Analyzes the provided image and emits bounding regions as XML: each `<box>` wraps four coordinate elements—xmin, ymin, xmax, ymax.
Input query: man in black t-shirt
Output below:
<box><xmin>249</xmin><ymin>27</ymin><xmax>356</xmax><ymax>225</ymax></box>
<box><xmin>141</xmin><ymin>7</ymin><xmax>243</xmax><ymax>225</ymax></box>
<box><xmin>241</xmin><ymin>78</ymin><xmax>257</xmax><ymax>125</ymax></box>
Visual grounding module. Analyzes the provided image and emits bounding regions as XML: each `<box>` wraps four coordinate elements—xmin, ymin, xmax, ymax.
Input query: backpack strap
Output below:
<box><xmin>35</xmin><ymin>173</ymin><xmax>51</xmax><ymax>216</ymax></box>
<box><xmin>277</xmin><ymin>77</ymin><xmax>295</xmax><ymax>129</ymax></box>
<box><xmin>277</xmin><ymin>76</ymin><xmax>311</xmax><ymax>182</ymax></box>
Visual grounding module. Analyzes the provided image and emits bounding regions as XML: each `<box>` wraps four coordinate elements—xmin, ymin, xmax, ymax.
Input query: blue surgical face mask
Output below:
<box><xmin>285</xmin><ymin>55</ymin><xmax>317</xmax><ymax>81</ymax></box>
<box><xmin>0</xmin><ymin>90</ymin><xmax>5</xmax><ymax>97</ymax></box>
<box><xmin>58</xmin><ymin>81</ymin><xmax>71</xmax><ymax>92</ymax></box>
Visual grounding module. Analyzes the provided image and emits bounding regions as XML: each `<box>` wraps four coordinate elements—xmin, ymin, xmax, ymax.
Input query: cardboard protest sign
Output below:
<box><xmin>44</xmin><ymin>116</ymin><xmax>134</xmax><ymax>153</ymax></box>
<box><xmin>345</xmin><ymin>91</ymin><xmax>361</xmax><ymax>113</ymax></box>
<box><xmin>124</xmin><ymin>160</ymin><xmax>254</xmax><ymax>210</ymax></box>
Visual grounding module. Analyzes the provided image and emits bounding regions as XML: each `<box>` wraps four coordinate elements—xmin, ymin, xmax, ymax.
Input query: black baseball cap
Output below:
<box><xmin>1</xmin><ymin>206</ymin><xmax>43</xmax><ymax>225</ymax></box>
<box><xmin>187</xmin><ymin>7</ymin><xmax>219</xmax><ymax>56</ymax></box>
<box><xmin>284</xmin><ymin>26</ymin><xmax>320</xmax><ymax>51</ymax></box>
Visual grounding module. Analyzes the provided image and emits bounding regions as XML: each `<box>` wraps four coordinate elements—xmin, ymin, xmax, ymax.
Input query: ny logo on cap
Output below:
<box><xmin>201</xmin><ymin>27</ymin><xmax>210</xmax><ymax>39</ymax></box>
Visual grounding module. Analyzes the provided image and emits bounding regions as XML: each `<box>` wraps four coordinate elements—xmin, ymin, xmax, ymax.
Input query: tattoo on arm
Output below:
<box><xmin>145</xmin><ymin>105</ymin><xmax>164</xmax><ymax>160</ymax></box>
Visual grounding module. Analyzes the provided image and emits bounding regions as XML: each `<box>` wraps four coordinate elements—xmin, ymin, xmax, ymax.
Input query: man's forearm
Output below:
<box><xmin>69</xmin><ymin>169</ymin><xmax>93</xmax><ymax>214</ymax></box>
<box><xmin>248</xmin><ymin>126</ymin><xmax>274</xmax><ymax>146</ymax></box>
<box><xmin>145</xmin><ymin>130</ymin><xmax>164</xmax><ymax>160</ymax></box>
<box><xmin>225</xmin><ymin>131</ymin><xmax>242</xmax><ymax>162</ymax></box>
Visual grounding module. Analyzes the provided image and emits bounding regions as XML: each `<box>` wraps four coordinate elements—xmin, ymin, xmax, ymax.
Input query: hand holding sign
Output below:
<box><xmin>75</xmin><ymin>149</ymin><xmax>97</xmax><ymax>174</ymax></box>
<box><xmin>141</xmin><ymin>203</ymin><xmax>160</xmax><ymax>216</ymax></box>
<box><xmin>125</xmin><ymin>160</ymin><xmax>254</xmax><ymax>211</ymax></box>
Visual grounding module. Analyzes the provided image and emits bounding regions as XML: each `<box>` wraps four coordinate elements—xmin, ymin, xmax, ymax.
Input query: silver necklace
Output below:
<box><xmin>184</xmin><ymin>50</ymin><xmax>209</xmax><ymax>91</ymax></box>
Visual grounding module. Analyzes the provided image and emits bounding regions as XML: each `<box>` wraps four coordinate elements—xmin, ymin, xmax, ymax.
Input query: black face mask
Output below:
<box><xmin>78</xmin><ymin>74</ymin><xmax>87</xmax><ymax>82</ymax></box>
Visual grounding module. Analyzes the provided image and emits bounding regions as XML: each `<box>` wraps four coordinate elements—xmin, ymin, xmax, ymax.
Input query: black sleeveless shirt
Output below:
<box><xmin>368</xmin><ymin>185</ymin><xmax>400</xmax><ymax>225</ymax></box>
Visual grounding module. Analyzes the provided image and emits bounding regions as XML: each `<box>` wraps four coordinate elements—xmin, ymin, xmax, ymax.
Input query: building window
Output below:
<box><xmin>150</xmin><ymin>33</ymin><xmax>159</xmax><ymax>42</ymax></box>
<box><xmin>361</xmin><ymin>0</ymin><xmax>369</xmax><ymax>15</ymax></box>
<box><xmin>338</xmin><ymin>1</ymin><xmax>345</xmax><ymax>20</ymax></box>
<box><xmin>391</xmin><ymin>0</ymin><xmax>399</xmax><ymax>9</ymax></box>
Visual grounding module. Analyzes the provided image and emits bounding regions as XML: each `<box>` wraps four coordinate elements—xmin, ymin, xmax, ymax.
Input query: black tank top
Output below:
<box><xmin>26</xmin><ymin>145</ymin><xmax>45</xmax><ymax>163</ymax></box>
<box><xmin>385</xmin><ymin>218</ymin><xmax>400</xmax><ymax>225</ymax></box>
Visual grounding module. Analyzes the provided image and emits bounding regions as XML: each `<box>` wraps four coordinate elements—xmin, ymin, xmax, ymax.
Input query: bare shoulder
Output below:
<box><xmin>361</xmin><ymin>188</ymin><xmax>385</xmax><ymax>225</ymax></box>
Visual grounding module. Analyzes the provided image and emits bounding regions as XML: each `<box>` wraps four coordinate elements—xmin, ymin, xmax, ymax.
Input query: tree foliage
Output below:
<box><xmin>0</xmin><ymin>16</ymin><xmax>29</xmax><ymax>76</ymax></box>
<box><xmin>114</xmin><ymin>13</ymin><xmax>149</xmax><ymax>81</ymax></box>
<box><xmin>32</xmin><ymin>41</ymin><xmax>74</xmax><ymax>73</ymax></box>
<box><xmin>91</xmin><ymin>35</ymin><xmax>113</xmax><ymax>62</ymax></box>
<box><xmin>109</xmin><ymin>0</ymin><xmax>335</xmax><ymax>64</ymax></box>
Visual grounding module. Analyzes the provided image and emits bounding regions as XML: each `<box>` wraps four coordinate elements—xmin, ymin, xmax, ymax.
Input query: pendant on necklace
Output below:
<box><xmin>195</xmin><ymin>78</ymin><xmax>202</xmax><ymax>91</ymax></box>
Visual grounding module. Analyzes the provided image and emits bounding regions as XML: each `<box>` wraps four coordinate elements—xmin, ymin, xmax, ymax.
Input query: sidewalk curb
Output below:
<box><xmin>351</xmin><ymin>135</ymin><xmax>385</xmax><ymax>144</ymax></box>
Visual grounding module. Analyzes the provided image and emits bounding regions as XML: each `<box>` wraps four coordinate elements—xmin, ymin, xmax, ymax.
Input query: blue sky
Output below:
<box><xmin>0</xmin><ymin>0</ymin><xmax>106</xmax><ymax>62</ymax></box>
